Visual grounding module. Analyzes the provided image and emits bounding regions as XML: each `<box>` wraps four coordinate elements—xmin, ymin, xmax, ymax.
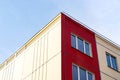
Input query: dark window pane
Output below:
<box><xmin>78</xmin><ymin>38</ymin><xmax>84</xmax><ymax>52</ymax></box>
<box><xmin>106</xmin><ymin>54</ymin><xmax>111</xmax><ymax>67</ymax></box>
<box><xmin>72</xmin><ymin>65</ymin><xmax>78</xmax><ymax>80</ymax></box>
<box><xmin>71</xmin><ymin>35</ymin><xmax>76</xmax><ymax>48</ymax></box>
<box><xmin>111</xmin><ymin>56</ymin><xmax>117</xmax><ymax>70</ymax></box>
<box><xmin>80</xmin><ymin>68</ymin><xmax>86</xmax><ymax>80</ymax></box>
<box><xmin>85</xmin><ymin>42</ymin><xmax>90</xmax><ymax>56</ymax></box>
<box><xmin>88</xmin><ymin>72</ymin><xmax>93</xmax><ymax>80</ymax></box>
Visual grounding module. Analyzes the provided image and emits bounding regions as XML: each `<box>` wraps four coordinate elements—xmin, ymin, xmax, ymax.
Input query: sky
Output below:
<box><xmin>0</xmin><ymin>0</ymin><xmax>120</xmax><ymax>64</ymax></box>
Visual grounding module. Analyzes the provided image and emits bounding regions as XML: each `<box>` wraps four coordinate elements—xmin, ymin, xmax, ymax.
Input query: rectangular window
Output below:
<box><xmin>106</xmin><ymin>54</ymin><xmax>111</xmax><ymax>67</ymax></box>
<box><xmin>71</xmin><ymin>34</ymin><xmax>91</xmax><ymax>56</ymax></box>
<box><xmin>85</xmin><ymin>42</ymin><xmax>91</xmax><ymax>56</ymax></box>
<box><xmin>78</xmin><ymin>38</ymin><xmax>84</xmax><ymax>52</ymax></box>
<box><xmin>106</xmin><ymin>53</ymin><xmax>118</xmax><ymax>70</ymax></box>
<box><xmin>72</xmin><ymin>65</ymin><xmax>94</xmax><ymax>80</ymax></box>
<box><xmin>71</xmin><ymin>35</ymin><xmax>76</xmax><ymax>48</ymax></box>
<box><xmin>111</xmin><ymin>57</ymin><xmax>117</xmax><ymax>70</ymax></box>
<box><xmin>80</xmin><ymin>68</ymin><xmax>86</xmax><ymax>80</ymax></box>
<box><xmin>72</xmin><ymin>65</ymin><xmax>78</xmax><ymax>80</ymax></box>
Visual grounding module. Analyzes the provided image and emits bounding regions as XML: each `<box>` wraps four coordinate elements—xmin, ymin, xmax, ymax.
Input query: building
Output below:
<box><xmin>0</xmin><ymin>12</ymin><xmax>120</xmax><ymax>80</ymax></box>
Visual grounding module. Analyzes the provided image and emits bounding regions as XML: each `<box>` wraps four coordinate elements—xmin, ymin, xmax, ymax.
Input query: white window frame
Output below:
<box><xmin>72</xmin><ymin>64</ymin><xmax>94</xmax><ymax>80</ymax></box>
<box><xmin>106</xmin><ymin>52</ymin><xmax>118</xmax><ymax>70</ymax></box>
<box><xmin>84</xmin><ymin>41</ymin><xmax>92</xmax><ymax>56</ymax></box>
<box><xmin>71</xmin><ymin>34</ymin><xmax>92</xmax><ymax>57</ymax></box>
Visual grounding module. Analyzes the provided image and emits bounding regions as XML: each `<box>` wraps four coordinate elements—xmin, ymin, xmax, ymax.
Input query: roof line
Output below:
<box><xmin>61</xmin><ymin>12</ymin><xmax>120</xmax><ymax>49</ymax></box>
<box><xmin>0</xmin><ymin>12</ymin><xmax>61</xmax><ymax>69</ymax></box>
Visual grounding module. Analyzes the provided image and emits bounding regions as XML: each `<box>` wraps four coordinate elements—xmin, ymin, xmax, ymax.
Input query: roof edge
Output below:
<box><xmin>0</xmin><ymin>12</ymin><xmax>61</xmax><ymax>70</ymax></box>
<box><xmin>61</xmin><ymin>12</ymin><xmax>120</xmax><ymax>49</ymax></box>
<box><xmin>1</xmin><ymin>12</ymin><xmax>120</xmax><ymax>70</ymax></box>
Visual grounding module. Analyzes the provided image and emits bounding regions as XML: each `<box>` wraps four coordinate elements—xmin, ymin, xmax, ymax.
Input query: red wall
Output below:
<box><xmin>61</xmin><ymin>13</ymin><xmax>101</xmax><ymax>80</ymax></box>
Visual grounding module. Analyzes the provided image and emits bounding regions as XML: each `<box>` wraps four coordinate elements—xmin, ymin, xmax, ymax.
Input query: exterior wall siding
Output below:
<box><xmin>0</xmin><ymin>14</ymin><xmax>61</xmax><ymax>80</ymax></box>
<box><xmin>96</xmin><ymin>35</ymin><xmax>120</xmax><ymax>80</ymax></box>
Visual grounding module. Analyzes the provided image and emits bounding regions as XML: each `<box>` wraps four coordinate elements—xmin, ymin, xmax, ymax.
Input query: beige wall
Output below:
<box><xmin>0</xmin><ymin>14</ymin><xmax>61</xmax><ymax>80</ymax></box>
<box><xmin>96</xmin><ymin>35</ymin><xmax>120</xmax><ymax>80</ymax></box>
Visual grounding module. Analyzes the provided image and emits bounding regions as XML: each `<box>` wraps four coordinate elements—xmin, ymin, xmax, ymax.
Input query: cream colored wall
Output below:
<box><xmin>96</xmin><ymin>35</ymin><xmax>120</xmax><ymax>80</ymax></box>
<box><xmin>0</xmin><ymin>14</ymin><xmax>61</xmax><ymax>80</ymax></box>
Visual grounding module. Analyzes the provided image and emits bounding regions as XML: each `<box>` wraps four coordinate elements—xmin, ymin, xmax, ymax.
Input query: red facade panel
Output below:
<box><xmin>61</xmin><ymin>13</ymin><xmax>101</xmax><ymax>80</ymax></box>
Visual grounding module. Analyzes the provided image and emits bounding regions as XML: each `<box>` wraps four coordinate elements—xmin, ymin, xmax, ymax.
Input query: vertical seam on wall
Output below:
<box><xmin>41</xmin><ymin>37</ymin><xmax>43</xmax><ymax>80</ymax></box>
<box><xmin>42</xmin><ymin>35</ymin><xmax>45</xmax><ymax>80</ymax></box>
<box><xmin>6</xmin><ymin>65</ymin><xmax>8</xmax><ymax>80</ymax></box>
<box><xmin>7</xmin><ymin>64</ymin><xmax>9</xmax><ymax>80</ymax></box>
<box><xmin>37</xmin><ymin>40</ymin><xmax>40</xmax><ymax>80</ymax></box>
<box><xmin>39</xmin><ymin>38</ymin><xmax>42</xmax><ymax>80</ymax></box>
<box><xmin>42</xmin><ymin>36</ymin><xmax>45</xmax><ymax>80</ymax></box>
<box><xmin>21</xmin><ymin>51</ymin><xmax>25</xmax><ymax>80</ymax></box>
<box><xmin>32</xmin><ymin>44</ymin><xmax>35</xmax><ymax>80</ymax></box>
<box><xmin>35</xmin><ymin>41</ymin><xmax>38</xmax><ymax>80</ymax></box>
<box><xmin>35</xmin><ymin>42</ymin><xmax>37</xmax><ymax>80</ymax></box>
<box><xmin>36</xmin><ymin>40</ymin><xmax>39</xmax><ymax>79</ymax></box>
<box><xmin>46</xmin><ymin>33</ymin><xmax>48</xmax><ymax>80</ymax></box>
<box><xmin>2</xmin><ymin>67</ymin><xmax>5</xmax><ymax>80</ymax></box>
<box><xmin>7</xmin><ymin>65</ymin><xmax>9</xmax><ymax>80</ymax></box>
<box><xmin>11</xmin><ymin>62</ymin><xmax>14</xmax><ymax>80</ymax></box>
<box><xmin>33</xmin><ymin>43</ymin><xmax>36</xmax><ymax>80</ymax></box>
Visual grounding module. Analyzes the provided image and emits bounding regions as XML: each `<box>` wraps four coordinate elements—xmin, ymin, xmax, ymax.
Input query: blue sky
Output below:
<box><xmin>0</xmin><ymin>0</ymin><xmax>120</xmax><ymax>64</ymax></box>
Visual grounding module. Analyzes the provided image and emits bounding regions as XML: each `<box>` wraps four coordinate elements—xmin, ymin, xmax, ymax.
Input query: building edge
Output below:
<box><xmin>0</xmin><ymin>12</ymin><xmax>62</xmax><ymax>70</ymax></box>
<box><xmin>61</xmin><ymin>12</ymin><xmax>120</xmax><ymax>50</ymax></box>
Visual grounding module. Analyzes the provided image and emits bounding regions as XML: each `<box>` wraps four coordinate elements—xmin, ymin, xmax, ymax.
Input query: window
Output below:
<box><xmin>106</xmin><ymin>53</ymin><xmax>118</xmax><ymax>70</ymax></box>
<box><xmin>78</xmin><ymin>38</ymin><xmax>84</xmax><ymax>52</ymax></box>
<box><xmin>80</xmin><ymin>68</ymin><xmax>86</xmax><ymax>80</ymax></box>
<box><xmin>71</xmin><ymin>34</ymin><xmax>91</xmax><ymax>56</ymax></box>
<box><xmin>71</xmin><ymin>35</ymin><xmax>76</xmax><ymax>48</ymax></box>
<box><xmin>72</xmin><ymin>65</ymin><xmax>94</xmax><ymax>80</ymax></box>
<box><xmin>72</xmin><ymin>65</ymin><xmax>78</xmax><ymax>80</ymax></box>
<box><xmin>88</xmin><ymin>72</ymin><xmax>93</xmax><ymax>80</ymax></box>
<box><xmin>85</xmin><ymin>42</ymin><xmax>91</xmax><ymax>56</ymax></box>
